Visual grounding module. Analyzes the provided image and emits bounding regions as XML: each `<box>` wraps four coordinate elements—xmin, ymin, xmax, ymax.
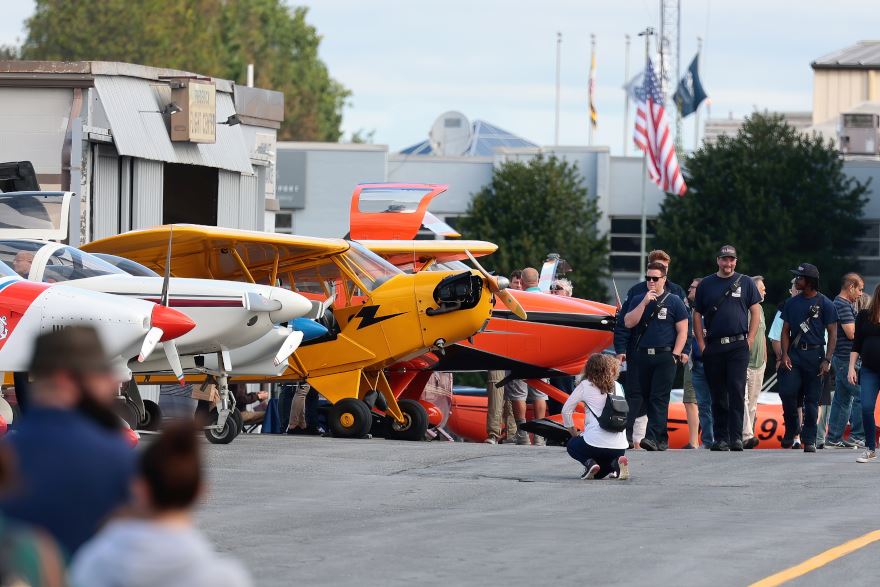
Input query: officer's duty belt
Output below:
<box><xmin>710</xmin><ymin>334</ymin><xmax>746</xmax><ymax>345</ymax></box>
<box><xmin>641</xmin><ymin>347</ymin><xmax>672</xmax><ymax>355</ymax></box>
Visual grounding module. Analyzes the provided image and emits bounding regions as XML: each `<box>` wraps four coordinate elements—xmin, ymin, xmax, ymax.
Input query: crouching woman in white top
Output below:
<box><xmin>563</xmin><ymin>354</ymin><xmax>630</xmax><ymax>480</ymax></box>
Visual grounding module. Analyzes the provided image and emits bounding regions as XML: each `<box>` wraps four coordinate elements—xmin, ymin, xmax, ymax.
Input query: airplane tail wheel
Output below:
<box><xmin>138</xmin><ymin>401</ymin><xmax>163</xmax><ymax>432</ymax></box>
<box><xmin>329</xmin><ymin>399</ymin><xmax>372</xmax><ymax>438</ymax></box>
<box><xmin>387</xmin><ymin>399</ymin><xmax>428</xmax><ymax>441</ymax></box>
<box><xmin>205</xmin><ymin>410</ymin><xmax>237</xmax><ymax>445</ymax></box>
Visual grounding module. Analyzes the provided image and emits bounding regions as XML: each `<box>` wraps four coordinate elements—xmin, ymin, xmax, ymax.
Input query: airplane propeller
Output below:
<box><xmin>273</xmin><ymin>330</ymin><xmax>304</xmax><ymax>366</ymax></box>
<box><xmin>136</xmin><ymin>227</ymin><xmax>188</xmax><ymax>385</ymax></box>
<box><xmin>465</xmin><ymin>250</ymin><xmax>527</xmax><ymax>320</ymax></box>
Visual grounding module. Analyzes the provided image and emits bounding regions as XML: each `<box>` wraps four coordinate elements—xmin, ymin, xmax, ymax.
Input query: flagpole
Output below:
<box><xmin>589</xmin><ymin>33</ymin><xmax>595</xmax><ymax>146</ymax></box>
<box><xmin>555</xmin><ymin>32</ymin><xmax>562</xmax><ymax>146</ymax></box>
<box><xmin>694</xmin><ymin>36</ymin><xmax>702</xmax><ymax>150</ymax></box>
<box><xmin>623</xmin><ymin>34</ymin><xmax>630</xmax><ymax>156</ymax></box>
<box><xmin>638</xmin><ymin>27</ymin><xmax>654</xmax><ymax>272</ymax></box>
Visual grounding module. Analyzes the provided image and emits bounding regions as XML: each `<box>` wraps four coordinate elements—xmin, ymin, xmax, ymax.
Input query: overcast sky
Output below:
<box><xmin>3</xmin><ymin>1</ymin><xmax>879</xmax><ymax>154</ymax></box>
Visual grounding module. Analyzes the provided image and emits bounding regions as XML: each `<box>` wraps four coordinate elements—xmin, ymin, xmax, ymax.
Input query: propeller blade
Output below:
<box><xmin>273</xmin><ymin>330</ymin><xmax>305</xmax><ymax>366</ymax></box>
<box><xmin>465</xmin><ymin>250</ymin><xmax>527</xmax><ymax>320</ymax></box>
<box><xmin>163</xmin><ymin>339</ymin><xmax>185</xmax><ymax>385</ymax></box>
<box><xmin>138</xmin><ymin>327</ymin><xmax>164</xmax><ymax>362</ymax></box>
<box><xmin>497</xmin><ymin>289</ymin><xmax>527</xmax><ymax>320</ymax></box>
<box><xmin>160</xmin><ymin>226</ymin><xmax>173</xmax><ymax>307</ymax></box>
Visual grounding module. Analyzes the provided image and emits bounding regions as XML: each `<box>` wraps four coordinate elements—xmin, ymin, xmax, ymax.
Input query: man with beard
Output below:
<box><xmin>0</xmin><ymin>326</ymin><xmax>135</xmax><ymax>557</ymax></box>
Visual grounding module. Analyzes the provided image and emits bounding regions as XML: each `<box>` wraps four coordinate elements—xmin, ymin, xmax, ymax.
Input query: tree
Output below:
<box><xmin>18</xmin><ymin>0</ymin><xmax>348</xmax><ymax>141</ymax></box>
<box><xmin>459</xmin><ymin>155</ymin><xmax>609</xmax><ymax>300</ymax></box>
<box><xmin>654</xmin><ymin>112</ymin><xmax>869</xmax><ymax>305</ymax></box>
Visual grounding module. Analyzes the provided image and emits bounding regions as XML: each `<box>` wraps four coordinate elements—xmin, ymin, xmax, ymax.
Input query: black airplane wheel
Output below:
<box><xmin>138</xmin><ymin>401</ymin><xmax>163</xmax><ymax>432</ymax></box>
<box><xmin>329</xmin><ymin>398</ymin><xmax>372</xmax><ymax>438</ymax></box>
<box><xmin>386</xmin><ymin>399</ymin><xmax>428</xmax><ymax>441</ymax></box>
<box><xmin>205</xmin><ymin>409</ymin><xmax>237</xmax><ymax>445</ymax></box>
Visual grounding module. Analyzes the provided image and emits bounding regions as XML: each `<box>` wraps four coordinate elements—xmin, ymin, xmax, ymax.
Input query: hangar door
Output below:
<box><xmin>217</xmin><ymin>170</ymin><xmax>260</xmax><ymax>230</ymax></box>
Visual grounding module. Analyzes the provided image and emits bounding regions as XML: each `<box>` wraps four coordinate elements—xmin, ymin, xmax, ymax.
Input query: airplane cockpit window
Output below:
<box><xmin>340</xmin><ymin>242</ymin><xmax>402</xmax><ymax>291</ymax></box>
<box><xmin>0</xmin><ymin>193</ymin><xmax>64</xmax><ymax>230</ymax></box>
<box><xmin>356</xmin><ymin>188</ymin><xmax>433</xmax><ymax>214</ymax></box>
<box><xmin>434</xmin><ymin>260</ymin><xmax>471</xmax><ymax>272</ymax></box>
<box><xmin>91</xmin><ymin>253</ymin><xmax>161</xmax><ymax>277</ymax></box>
<box><xmin>0</xmin><ymin>240</ymin><xmax>46</xmax><ymax>278</ymax></box>
<box><xmin>285</xmin><ymin>261</ymin><xmax>343</xmax><ymax>299</ymax></box>
<box><xmin>0</xmin><ymin>259</ymin><xmax>19</xmax><ymax>278</ymax></box>
<box><xmin>40</xmin><ymin>246</ymin><xmax>127</xmax><ymax>283</ymax></box>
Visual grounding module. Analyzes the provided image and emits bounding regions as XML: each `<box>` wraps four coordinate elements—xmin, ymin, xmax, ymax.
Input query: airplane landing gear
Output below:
<box><xmin>386</xmin><ymin>399</ymin><xmax>428</xmax><ymax>441</ymax></box>
<box><xmin>329</xmin><ymin>398</ymin><xmax>372</xmax><ymax>438</ymax></box>
<box><xmin>203</xmin><ymin>373</ymin><xmax>240</xmax><ymax>445</ymax></box>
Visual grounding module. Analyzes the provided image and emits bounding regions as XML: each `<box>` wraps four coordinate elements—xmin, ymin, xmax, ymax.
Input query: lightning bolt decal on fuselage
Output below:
<box><xmin>354</xmin><ymin>305</ymin><xmax>405</xmax><ymax>330</ymax></box>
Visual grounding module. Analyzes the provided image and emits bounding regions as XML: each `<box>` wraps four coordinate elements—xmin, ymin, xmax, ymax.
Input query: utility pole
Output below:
<box><xmin>623</xmin><ymin>34</ymin><xmax>631</xmax><ymax>156</ymax></box>
<box><xmin>638</xmin><ymin>27</ymin><xmax>654</xmax><ymax>272</ymax></box>
<box><xmin>555</xmin><ymin>32</ymin><xmax>562</xmax><ymax>146</ymax></box>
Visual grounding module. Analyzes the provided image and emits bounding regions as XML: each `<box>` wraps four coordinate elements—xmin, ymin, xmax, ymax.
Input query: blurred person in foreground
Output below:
<box><xmin>70</xmin><ymin>423</ymin><xmax>251</xmax><ymax>587</ymax></box>
<box><xmin>0</xmin><ymin>444</ymin><xmax>65</xmax><ymax>586</ymax></box>
<box><xmin>1</xmin><ymin>327</ymin><xmax>135</xmax><ymax>558</ymax></box>
<box><xmin>563</xmin><ymin>354</ymin><xmax>629</xmax><ymax>480</ymax></box>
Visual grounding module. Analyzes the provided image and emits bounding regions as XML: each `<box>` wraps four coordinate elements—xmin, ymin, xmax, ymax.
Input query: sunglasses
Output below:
<box><xmin>645</xmin><ymin>275</ymin><xmax>663</xmax><ymax>282</ymax></box>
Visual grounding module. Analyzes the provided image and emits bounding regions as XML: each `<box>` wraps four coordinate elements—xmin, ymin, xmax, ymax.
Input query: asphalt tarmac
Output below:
<box><xmin>197</xmin><ymin>436</ymin><xmax>880</xmax><ymax>586</ymax></box>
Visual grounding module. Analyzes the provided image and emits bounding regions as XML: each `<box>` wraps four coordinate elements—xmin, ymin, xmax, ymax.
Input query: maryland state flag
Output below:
<box><xmin>673</xmin><ymin>53</ymin><xmax>708</xmax><ymax>117</ymax></box>
<box><xmin>588</xmin><ymin>48</ymin><xmax>598</xmax><ymax>128</ymax></box>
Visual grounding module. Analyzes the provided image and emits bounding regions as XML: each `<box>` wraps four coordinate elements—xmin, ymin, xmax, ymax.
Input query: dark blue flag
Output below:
<box><xmin>673</xmin><ymin>54</ymin><xmax>708</xmax><ymax>117</ymax></box>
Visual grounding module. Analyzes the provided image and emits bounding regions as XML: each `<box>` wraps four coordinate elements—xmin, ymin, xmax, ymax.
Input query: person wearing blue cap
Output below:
<box><xmin>779</xmin><ymin>263</ymin><xmax>838</xmax><ymax>452</ymax></box>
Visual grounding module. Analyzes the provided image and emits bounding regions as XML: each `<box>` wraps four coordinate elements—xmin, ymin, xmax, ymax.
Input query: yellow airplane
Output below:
<box><xmin>83</xmin><ymin>225</ymin><xmax>521</xmax><ymax>439</ymax></box>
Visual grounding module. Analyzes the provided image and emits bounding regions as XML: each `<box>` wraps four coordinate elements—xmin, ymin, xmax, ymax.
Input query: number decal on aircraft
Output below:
<box><xmin>354</xmin><ymin>305</ymin><xmax>404</xmax><ymax>330</ymax></box>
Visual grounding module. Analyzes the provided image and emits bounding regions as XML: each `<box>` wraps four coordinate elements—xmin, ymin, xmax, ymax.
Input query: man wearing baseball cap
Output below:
<box><xmin>692</xmin><ymin>246</ymin><xmax>763</xmax><ymax>451</ymax></box>
<box><xmin>778</xmin><ymin>263</ymin><xmax>838</xmax><ymax>452</ymax></box>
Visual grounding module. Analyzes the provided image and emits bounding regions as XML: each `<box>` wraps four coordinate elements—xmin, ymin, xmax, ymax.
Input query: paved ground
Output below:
<box><xmin>196</xmin><ymin>436</ymin><xmax>880</xmax><ymax>586</ymax></box>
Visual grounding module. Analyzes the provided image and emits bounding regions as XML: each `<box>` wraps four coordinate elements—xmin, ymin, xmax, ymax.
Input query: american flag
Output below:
<box><xmin>633</xmin><ymin>58</ymin><xmax>687</xmax><ymax>196</ymax></box>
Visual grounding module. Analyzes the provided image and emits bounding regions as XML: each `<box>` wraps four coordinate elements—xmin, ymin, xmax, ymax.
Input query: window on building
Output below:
<box><xmin>609</xmin><ymin>217</ymin><xmax>656</xmax><ymax>273</ymax></box>
<box><xmin>275</xmin><ymin>212</ymin><xmax>292</xmax><ymax>233</ymax></box>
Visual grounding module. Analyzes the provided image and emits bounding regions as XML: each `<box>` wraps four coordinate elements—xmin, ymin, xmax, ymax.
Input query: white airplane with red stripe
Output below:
<box><xmin>0</xmin><ymin>240</ymin><xmax>313</xmax><ymax>380</ymax></box>
<box><xmin>0</xmin><ymin>263</ymin><xmax>195</xmax><ymax>374</ymax></box>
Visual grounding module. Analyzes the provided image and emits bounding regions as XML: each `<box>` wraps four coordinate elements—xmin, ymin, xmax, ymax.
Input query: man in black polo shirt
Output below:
<box><xmin>623</xmin><ymin>262</ymin><xmax>689</xmax><ymax>451</ymax></box>
<box><xmin>779</xmin><ymin>263</ymin><xmax>838</xmax><ymax>452</ymax></box>
<box><xmin>693</xmin><ymin>246</ymin><xmax>762</xmax><ymax>451</ymax></box>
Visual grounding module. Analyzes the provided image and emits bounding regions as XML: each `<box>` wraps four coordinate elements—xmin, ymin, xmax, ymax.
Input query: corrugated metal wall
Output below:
<box><xmin>132</xmin><ymin>159</ymin><xmax>163</xmax><ymax>229</ymax></box>
<box><xmin>217</xmin><ymin>170</ymin><xmax>240</xmax><ymax>228</ymax></box>
<box><xmin>239</xmin><ymin>173</ymin><xmax>259</xmax><ymax>230</ymax></box>
<box><xmin>92</xmin><ymin>144</ymin><xmax>120</xmax><ymax>240</ymax></box>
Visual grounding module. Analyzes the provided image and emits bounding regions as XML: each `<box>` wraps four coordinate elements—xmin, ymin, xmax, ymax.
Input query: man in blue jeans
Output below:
<box><xmin>827</xmin><ymin>273</ymin><xmax>866</xmax><ymax>448</ymax></box>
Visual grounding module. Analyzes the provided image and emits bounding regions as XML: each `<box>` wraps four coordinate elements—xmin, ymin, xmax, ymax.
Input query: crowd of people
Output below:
<box><xmin>0</xmin><ymin>327</ymin><xmax>251</xmax><ymax>586</ymax></box>
<box><xmin>493</xmin><ymin>247</ymin><xmax>880</xmax><ymax>480</ymax></box>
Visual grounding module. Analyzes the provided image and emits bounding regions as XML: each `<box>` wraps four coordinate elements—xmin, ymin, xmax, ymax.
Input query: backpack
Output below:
<box><xmin>587</xmin><ymin>393</ymin><xmax>629</xmax><ymax>432</ymax></box>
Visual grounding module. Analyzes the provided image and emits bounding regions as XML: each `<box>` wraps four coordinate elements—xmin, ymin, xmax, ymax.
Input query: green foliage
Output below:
<box><xmin>19</xmin><ymin>0</ymin><xmax>348</xmax><ymax>141</ymax></box>
<box><xmin>459</xmin><ymin>155</ymin><xmax>609</xmax><ymax>300</ymax></box>
<box><xmin>655</xmin><ymin>112</ymin><xmax>869</xmax><ymax>305</ymax></box>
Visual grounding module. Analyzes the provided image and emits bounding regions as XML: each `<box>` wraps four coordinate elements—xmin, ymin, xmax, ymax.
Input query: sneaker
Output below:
<box><xmin>803</xmin><ymin>444</ymin><xmax>816</xmax><ymax>453</ymax></box>
<box><xmin>780</xmin><ymin>437</ymin><xmax>794</xmax><ymax>449</ymax></box>
<box><xmin>605</xmin><ymin>471</ymin><xmax>619</xmax><ymax>479</ymax></box>
<box><xmin>711</xmin><ymin>441</ymin><xmax>730</xmax><ymax>451</ymax></box>
<box><xmin>730</xmin><ymin>440</ymin><xmax>744</xmax><ymax>451</ymax></box>
<box><xmin>743</xmin><ymin>438</ymin><xmax>759</xmax><ymax>449</ymax></box>
<box><xmin>792</xmin><ymin>440</ymin><xmax>802</xmax><ymax>450</ymax></box>
<box><xmin>484</xmin><ymin>437</ymin><xmax>498</xmax><ymax>445</ymax></box>
<box><xmin>856</xmin><ymin>450</ymin><xmax>877</xmax><ymax>463</ymax></box>
<box><xmin>617</xmin><ymin>456</ymin><xmax>630</xmax><ymax>480</ymax></box>
<box><xmin>515</xmin><ymin>429</ymin><xmax>531</xmax><ymax>446</ymax></box>
<box><xmin>533</xmin><ymin>435</ymin><xmax>547</xmax><ymax>447</ymax></box>
<box><xmin>682</xmin><ymin>444</ymin><xmax>696</xmax><ymax>449</ymax></box>
<box><xmin>640</xmin><ymin>438</ymin><xmax>659</xmax><ymax>451</ymax></box>
<box><xmin>852</xmin><ymin>439</ymin><xmax>867</xmax><ymax>449</ymax></box>
<box><xmin>817</xmin><ymin>443</ymin><xmax>825</xmax><ymax>450</ymax></box>
<box><xmin>581</xmin><ymin>460</ymin><xmax>600</xmax><ymax>479</ymax></box>
<box><xmin>827</xmin><ymin>440</ymin><xmax>854</xmax><ymax>449</ymax></box>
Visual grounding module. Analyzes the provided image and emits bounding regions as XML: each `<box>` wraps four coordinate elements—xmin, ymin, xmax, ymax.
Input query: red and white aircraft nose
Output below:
<box><xmin>150</xmin><ymin>305</ymin><xmax>196</xmax><ymax>341</ymax></box>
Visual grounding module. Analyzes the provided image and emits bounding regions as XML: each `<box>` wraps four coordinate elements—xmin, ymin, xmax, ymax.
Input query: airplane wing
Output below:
<box><xmin>82</xmin><ymin>225</ymin><xmax>350</xmax><ymax>284</ymax></box>
<box><xmin>349</xmin><ymin>183</ymin><xmax>457</xmax><ymax>240</ymax></box>
<box><xmin>359</xmin><ymin>239</ymin><xmax>497</xmax><ymax>269</ymax></box>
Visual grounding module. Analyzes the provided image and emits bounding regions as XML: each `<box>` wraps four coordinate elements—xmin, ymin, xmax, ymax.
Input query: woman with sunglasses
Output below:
<box><xmin>623</xmin><ymin>262</ymin><xmax>689</xmax><ymax>451</ymax></box>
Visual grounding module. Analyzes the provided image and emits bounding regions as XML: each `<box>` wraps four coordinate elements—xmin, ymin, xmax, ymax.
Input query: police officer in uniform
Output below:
<box><xmin>693</xmin><ymin>246</ymin><xmax>763</xmax><ymax>451</ymax></box>
<box><xmin>779</xmin><ymin>263</ymin><xmax>838</xmax><ymax>452</ymax></box>
<box><xmin>613</xmin><ymin>250</ymin><xmax>688</xmax><ymax>447</ymax></box>
<box><xmin>623</xmin><ymin>262</ymin><xmax>689</xmax><ymax>451</ymax></box>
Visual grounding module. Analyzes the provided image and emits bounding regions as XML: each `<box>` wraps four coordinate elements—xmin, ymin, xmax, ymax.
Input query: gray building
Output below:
<box><xmin>0</xmin><ymin>60</ymin><xmax>284</xmax><ymax>244</ymax></box>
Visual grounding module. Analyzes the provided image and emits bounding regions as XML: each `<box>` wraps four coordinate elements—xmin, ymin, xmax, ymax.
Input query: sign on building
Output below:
<box><xmin>170</xmin><ymin>79</ymin><xmax>216</xmax><ymax>143</ymax></box>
